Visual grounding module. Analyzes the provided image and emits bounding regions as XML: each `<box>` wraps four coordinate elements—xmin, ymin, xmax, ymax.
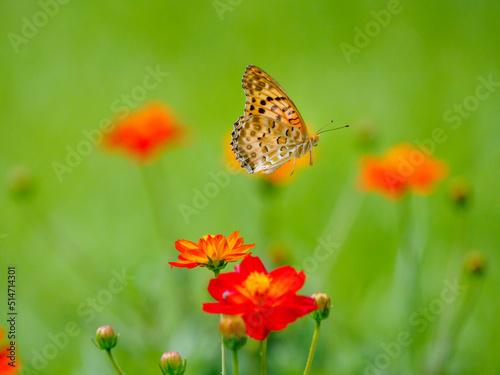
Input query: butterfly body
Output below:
<box><xmin>231</xmin><ymin>65</ymin><xmax>320</xmax><ymax>175</ymax></box>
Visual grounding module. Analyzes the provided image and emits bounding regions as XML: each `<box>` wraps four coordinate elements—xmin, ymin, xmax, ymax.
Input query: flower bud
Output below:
<box><xmin>464</xmin><ymin>251</ymin><xmax>485</xmax><ymax>276</ymax></box>
<box><xmin>449</xmin><ymin>177</ymin><xmax>471</xmax><ymax>208</ymax></box>
<box><xmin>7</xmin><ymin>165</ymin><xmax>35</xmax><ymax>200</ymax></box>
<box><xmin>354</xmin><ymin>119</ymin><xmax>377</xmax><ymax>150</ymax></box>
<box><xmin>95</xmin><ymin>326</ymin><xmax>118</xmax><ymax>350</ymax></box>
<box><xmin>160</xmin><ymin>351</ymin><xmax>187</xmax><ymax>375</ymax></box>
<box><xmin>219</xmin><ymin>315</ymin><xmax>248</xmax><ymax>351</ymax></box>
<box><xmin>310</xmin><ymin>293</ymin><xmax>331</xmax><ymax>321</ymax></box>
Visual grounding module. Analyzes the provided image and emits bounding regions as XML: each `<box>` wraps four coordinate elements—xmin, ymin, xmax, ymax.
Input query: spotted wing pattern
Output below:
<box><xmin>231</xmin><ymin>65</ymin><xmax>310</xmax><ymax>174</ymax></box>
<box><xmin>231</xmin><ymin>114</ymin><xmax>304</xmax><ymax>174</ymax></box>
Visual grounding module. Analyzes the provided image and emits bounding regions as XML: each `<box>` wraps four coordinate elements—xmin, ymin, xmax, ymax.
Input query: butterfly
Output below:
<box><xmin>230</xmin><ymin>65</ymin><xmax>321</xmax><ymax>175</ymax></box>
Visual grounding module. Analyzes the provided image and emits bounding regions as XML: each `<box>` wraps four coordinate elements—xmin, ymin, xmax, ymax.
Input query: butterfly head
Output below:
<box><xmin>310</xmin><ymin>134</ymin><xmax>321</xmax><ymax>147</ymax></box>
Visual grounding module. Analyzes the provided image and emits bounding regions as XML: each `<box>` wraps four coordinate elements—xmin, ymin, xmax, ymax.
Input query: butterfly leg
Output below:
<box><xmin>309</xmin><ymin>149</ymin><xmax>314</xmax><ymax>166</ymax></box>
<box><xmin>290</xmin><ymin>157</ymin><xmax>296</xmax><ymax>175</ymax></box>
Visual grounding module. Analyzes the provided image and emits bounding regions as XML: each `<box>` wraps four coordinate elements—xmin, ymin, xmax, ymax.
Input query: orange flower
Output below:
<box><xmin>105</xmin><ymin>103</ymin><xmax>184</xmax><ymax>162</ymax></box>
<box><xmin>359</xmin><ymin>143</ymin><xmax>447</xmax><ymax>199</ymax></box>
<box><xmin>169</xmin><ymin>231</ymin><xmax>254</xmax><ymax>273</ymax></box>
<box><xmin>224</xmin><ymin>134</ymin><xmax>309</xmax><ymax>186</ymax></box>
<box><xmin>0</xmin><ymin>328</ymin><xmax>20</xmax><ymax>374</ymax></box>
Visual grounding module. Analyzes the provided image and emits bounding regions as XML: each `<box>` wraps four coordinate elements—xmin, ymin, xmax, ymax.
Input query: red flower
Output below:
<box><xmin>169</xmin><ymin>232</ymin><xmax>254</xmax><ymax>272</ymax></box>
<box><xmin>0</xmin><ymin>329</ymin><xmax>20</xmax><ymax>374</ymax></box>
<box><xmin>203</xmin><ymin>256</ymin><xmax>317</xmax><ymax>340</ymax></box>
<box><xmin>104</xmin><ymin>103</ymin><xmax>184</xmax><ymax>162</ymax></box>
<box><xmin>359</xmin><ymin>143</ymin><xmax>447</xmax><ymax>199</ymax></box>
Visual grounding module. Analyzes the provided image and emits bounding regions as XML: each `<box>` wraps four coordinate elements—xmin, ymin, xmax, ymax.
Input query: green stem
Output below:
<box><xmin>220</xmin><ymin>314</ymin><xmax>226</xmax><ymax>375</ymax></box>
<box><xmin>303</xmin><ymin>320</ymin><xmax>321</xmax><ymax>375</ymax></box>
<box><xmin>232</xmin><ymin>349</ymin><xmax>239</xmax><ymax>375</ymax></box>
<box><xmin>260</xmin><ymin>338</ymin><xmax>268</xmax><ymax>375</ymax></box>
<box><xmin>140</xmin><ymin>166</ymin><xmax>167</xmax><ymax>248</ymax></box>
<box><xmin>106</xmin><ymin>349</ymin><xmax>125</xmax><ymax>375</ymax></box>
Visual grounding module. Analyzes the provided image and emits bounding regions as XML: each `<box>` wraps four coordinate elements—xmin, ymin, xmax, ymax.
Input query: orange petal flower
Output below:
<box><xmin>359</xmin><ymin>143</ymin><xmax>447</xmax><ymax>199</ymax></box>
<box><xmin>105</xmin><ymin>103</ymin><xmax>184</xmax><ymax>163</ymax></box>
<box><xmin>0</xmin><ymin>328</ymin><xmax>20</xmax><ymax>374</ymax></box>
<box><xmin>169</xmin><ymin>231</ymin><xmax>254</xmax><ymax>272</ymax></box>
<box><xmin>224</xmin><ymin>133</ymin><xmax>309</xmax><ymax>186</ymax></box>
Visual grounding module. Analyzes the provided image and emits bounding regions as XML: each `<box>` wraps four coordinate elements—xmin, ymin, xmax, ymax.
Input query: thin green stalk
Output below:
<box><xmin>106</xmin><ymin>349</ymin><xmax>125</xmax><ymax>375</ymax></box>
<box><xmin>232</xmin><ymin>349</ymin><xmax>239</xmax><ymax>375</ymax></box>
<box><xmin>303</xmin><ymin>320</ymin><xmax>321</xmax><ymax>375</ymax></box>
<box><xmin>140</xmin><ymin>166</ymin><xmax>168</xmax><ymax>248</ymax></box>
<box><xmin>260</xmin><ymin>338</ymin><xmax>268</xmax><ymax>375</ymax></box>
<box><xmin>220</xmin><ymin>330</ymin><xmax>227</xmax><ymax>375</ymax></box>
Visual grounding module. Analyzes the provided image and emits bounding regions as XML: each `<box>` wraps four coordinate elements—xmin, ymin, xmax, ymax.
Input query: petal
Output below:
<box><xmin>268</xmin><ymin>267</ymin><xmax>306</xmax><ymax>298</ymax></box>
<box><xmin>243</xmin><ymin>313</ymin><xmax>269</xmax><ymax>341</ymax></box>
<box><xmin>168</xmin><ymin>261</ymin><xmax>199</xmax><ymax>269</ymax></box>
<box><xmin>175</xmin><ymin>239</ymin><xmax>199</xmax><ymax>252</ymax></box>
<box><xmin>237</xmin><ymin>256</ymin><xmax>267</xmax><ymax>277</ymax></box>
<box><xmin>203</xmin><ymin>302</ymin><xmax>249</xmax><ymax>315</ymax></box>
<box><xmin>226</xmin><ymin>231</ymin><xmax>240</xmax><ymax>249</ymax></box>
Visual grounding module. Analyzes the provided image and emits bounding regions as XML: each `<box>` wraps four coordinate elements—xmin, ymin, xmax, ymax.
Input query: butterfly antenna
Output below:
<box><xmin>317</xmin><ymin>124</ymin><xmax>350</xmax><ymax>135</ymax></box>
<box><xmin>316</xmin><ymin>120</ymin><xmax>334</xmax><ymax>134</ymax></box>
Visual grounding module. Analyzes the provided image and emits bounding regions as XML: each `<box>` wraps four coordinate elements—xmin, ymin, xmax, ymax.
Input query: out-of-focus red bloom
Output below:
<box><xmin>203</xmin><ymin>256</ymin><xmax>317</xmax><ymax>340</ymax></box>
<box><xmin>359</xmin><ymin>143</ymin><xmax>447</xmax><ymax>199</ymax></box>
<box><xmin>224</xmin><ymin>134</ymin><xmax>309</xmax><ymax>186</ymax></box>
<box><xmin>105</xmin><ymin>103</ymin><xmax>184</xmax><ymax>162</ymax></box>
<box><xmin>0</xmin><ymin>328</ymin><xmax>20</xmax><ymax>374</ymax></box>
<box><xmin>169</xmin><ymin>232</ymin><xmax>254</xmax><ymax>272</ymax></box>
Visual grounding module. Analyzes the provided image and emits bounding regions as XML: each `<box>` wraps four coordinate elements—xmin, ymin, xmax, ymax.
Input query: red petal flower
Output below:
<box><xmin>104</xmin><ymin>103</ymin><xmax>184</xmax><ymax>163</ymax></box>
<box><xmin>203</xmin><ymin>256</ymin><xmax>317</xmax><ymax>340</ymax></box>
<box><xmin>359</xmin><ymin>143</ymin><xmax>447</xmax><ymax>199</ymax></box>
<box><xmin>169</xmin><ymin>232</ymin><xmax>254</xmax><ymax>272</ymax></box>
<box><xmin>0</xmin><ymin>329</ymin><xmax>20</xmax><ymax>374</ymax></box>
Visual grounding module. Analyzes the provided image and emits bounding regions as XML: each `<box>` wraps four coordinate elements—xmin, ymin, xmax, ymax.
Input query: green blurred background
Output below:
<box><xmin>1</xmin><ymin>1</ymin><xmax>499</xmax><ymax>374</ymax></box>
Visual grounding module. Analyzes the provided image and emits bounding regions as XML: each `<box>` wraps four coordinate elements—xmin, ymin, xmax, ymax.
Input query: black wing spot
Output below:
<box><xmin>285</xmin><ymin>129</ymin><xmax>290</xmax><ymax>136</ymax></box>
<box><xmin>267</xmin><ymin>96</ymin><xmax>273</xmax><ymax>101</ymax></box>
<box><xmin>260</xmin><ymin>100</ymin><xmax>266</xmax><ymax>105</ymax></box>
<box><xmin>258</xmin><ymin>108</ymin><xmax>265</xmax><ymax>114</ymax></box>
<box><xmin>250</xmin><ymin>105</ymin><xmax>255</xmax><ymax>111</ymax></box>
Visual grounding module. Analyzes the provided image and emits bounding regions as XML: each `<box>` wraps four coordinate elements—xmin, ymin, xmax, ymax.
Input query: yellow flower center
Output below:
<box><xmin>243</xmin><ymin>272</ymin><xmax>271</xmax><ymax>302</ymax></box>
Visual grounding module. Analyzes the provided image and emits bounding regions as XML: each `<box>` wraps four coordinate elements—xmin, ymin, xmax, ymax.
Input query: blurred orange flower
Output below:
<box><xmin>359</xmin><ymin>143</ymin><xmax>447</xmax><ymax>199</ymax></box>
<box><xmin>105</xmin><ymin>103</ymin><xmax>184</xmax><ymax>162</ymax></box>
<box><xmin>169</xmin><ymin>231</ymin><xmax>254</xmax><ymax>273</ymax></box>
<box><xmin>224</xmin><ymin>134</ymin><xmax>309</xmax><ymax>186</ymax></box>
<box><xmin>0</xmin><ymin>329</ymin><xmax>19</xmax><ymax>374</ymax></box>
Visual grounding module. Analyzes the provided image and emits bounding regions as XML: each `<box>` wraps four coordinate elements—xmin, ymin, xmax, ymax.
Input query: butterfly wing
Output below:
<box><xmin>231</xmin><ymin>114</ymin><xmax>304</xmax><ymax>174</ymax></box>
<box><xmin>242</xmin><ymin>65</ymin><xmax>308</xmax><ymax>138</ymax></box>
<box><xmin>231</xmin><ymin>65</ymin><xmax>311</xmax><ymax>174</ymax></box>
